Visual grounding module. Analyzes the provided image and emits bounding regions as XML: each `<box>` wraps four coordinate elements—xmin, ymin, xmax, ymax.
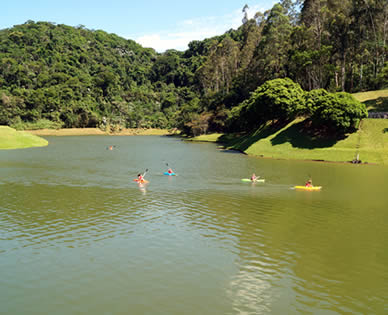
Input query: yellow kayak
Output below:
<box><xmin>294</xmin><ymin>186</ymin><xmax>322</xmax><ymax>191</ymax></box>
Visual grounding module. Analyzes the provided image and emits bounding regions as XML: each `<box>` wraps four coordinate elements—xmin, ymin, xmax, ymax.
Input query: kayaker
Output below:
<box><xmin>137</xmin><ymin>173</ymin><xmax>144</xmax><ymax>181</ymax></box>
<box><xmin>251</xmin><ymin>173</ymin><xmax>258</xmax><ymax>181</ymax></box>
<box><xmin>305</xmin><ymin>179</ymin><xmax>313</xmax><ymax>187</ymax></box>
<box><xmin>167</xmin><ymin>168</ymin><xmax>174</xmax><ymax>174</ymax></box>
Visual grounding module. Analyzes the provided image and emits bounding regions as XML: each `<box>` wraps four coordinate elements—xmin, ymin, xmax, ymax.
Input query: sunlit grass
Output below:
<box><xmin>0</xmin><ymin>126</ymin><xmax>48</xmax><ymax>149</ymax></box>
<box><xmin>357</xmin><ymin>119</ymin><xmax>388</xmax><ymax>165</ymax></box>
<box><xmin>190</xmin><ymin>118</ymin><xmax>388</xmax><ymax>165</ymax></box>
<box><xmin>187</xmin><ymin>90</ymin><xmax>388</xmax><ymax>164</ymax></box>
<box><xmin>352</xmin><ymin>89</ymin><xmax>388</xmax><ymax>102</ymax></box>
<box><xmin>231</xmin><ymin>118</ymin><xmax>360</xmax><ymax>163</ymax></box>
<box><xmin>188</xmin><ymin>133</ymin><xmax>223</xmax><ymax>142</ymax></box>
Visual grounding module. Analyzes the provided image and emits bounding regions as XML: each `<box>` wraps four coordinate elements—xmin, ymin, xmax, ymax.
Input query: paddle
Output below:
<box><xmin>142</xmin><ymin>168</ymin><xmax>149</xmax><ymax>177</ymax></box>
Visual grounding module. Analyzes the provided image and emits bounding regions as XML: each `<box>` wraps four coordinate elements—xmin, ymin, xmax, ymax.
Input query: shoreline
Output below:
<box><xmin>186</xmin><ymin>122</ymin><xmax>387</xmax><ymax>165</ymax></box>
<box><xmin>26</xmin><ymin>128</ymin><xmax>176</xmax><ymax>136</ymax></box>
<box><xmin>215</xmin><ymin>145</ymin><xmax>375</xmax><ymax>165</ymax></box>
<box><xmin>0</xmin><ymin>126</ymin><xmax>48</xmax><ymax>149</ymax></box>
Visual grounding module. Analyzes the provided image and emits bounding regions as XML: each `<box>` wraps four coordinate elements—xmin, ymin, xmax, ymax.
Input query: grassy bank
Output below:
<box><xmin>185</xmin><ymin>133</ymin><xmax>224</xmax><ymax>142</ymax></box>
<box><xmin>27</xmin><ymin>128</ymin><xmax>175</xmax><ymax>136</ymax></box>
<box><xmin>189</xmin><ymin>90</ymin><xmax>388</xmax><ymax>165</ymax></box>
<box><xmin>0</xmin><ymin>126</ymin><xmax>48</xmax><ymax>149</ymax></box>
<box><xmin>190</xmin><ymin>118</ymin><xmax>388</xmax><ymax>165</ymax></box>
<box><xmin>353</xmin><ymin>89</ymin><xmax>388</xmax><ymax>112</ymax></box>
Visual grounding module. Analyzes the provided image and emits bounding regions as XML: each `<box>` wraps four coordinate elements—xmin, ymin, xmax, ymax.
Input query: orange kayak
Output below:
<box><xmin>133</xmin><ymin>179</ymin><xmax>149</xmax><ymax>184</ymax></box>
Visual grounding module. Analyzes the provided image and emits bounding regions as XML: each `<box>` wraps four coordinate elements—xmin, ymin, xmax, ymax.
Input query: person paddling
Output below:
<box><xmin>305</xmin><ymin>179</ymin><xmax>313</xmax><ymax>187</ymax></box>
<box><xmin>251</xmin><ymin>173</ymin><xmax>259</xmax><ymax>182</ymax></box>
<box><xmin>167</xmin><ymin>168</ymin><xmax>174</xmax><ymax>174</ymax></box>
<box><xmin>136</xmin><ymin>168</ymin><xmax>148</xmax><ymax>182</ymax></box>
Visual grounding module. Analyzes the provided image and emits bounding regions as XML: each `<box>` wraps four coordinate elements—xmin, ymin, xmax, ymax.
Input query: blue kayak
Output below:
<box><xmin>164</xmin><ymin>172</ymin><xmax>176</xmax><ymax>176</ymax></box>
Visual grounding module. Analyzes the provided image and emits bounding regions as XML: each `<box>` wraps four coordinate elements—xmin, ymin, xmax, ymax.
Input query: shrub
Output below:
<box><xmin>238</xmin><ymin>78</ymin><xmax>306</xmax><ymax>129</ymax></box>
<box><xmin>307</xmin><ymin>90</ymin><xmax>367</xmax><ymax>133</ymax></box>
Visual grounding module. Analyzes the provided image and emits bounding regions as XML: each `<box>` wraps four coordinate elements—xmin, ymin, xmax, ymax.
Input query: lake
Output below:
<box><xmin>0</xmin><ymin>135</ymin><xmax>387</xmax><ymax>314</ymax></box>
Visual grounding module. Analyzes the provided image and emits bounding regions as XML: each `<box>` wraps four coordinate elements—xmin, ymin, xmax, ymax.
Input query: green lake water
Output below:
<box><xmin>0</xmin><ymin>136</ymin><xmax>387</xmax><ymax>314</ymax></box>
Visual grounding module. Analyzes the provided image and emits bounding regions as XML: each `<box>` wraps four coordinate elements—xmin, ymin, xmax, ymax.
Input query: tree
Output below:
<box><xmin>242</xmin><ymin>4</ymin><xmax>249</xmax><ymax>24</ymax></box>
<box><xmin>238</xmin><ymin>78</ymin><xmax>306</xmax><ymax>129</ymax></box>
<box><xmin>249</xmin><ymin>3</ymin><xmax>293</xmax><ymax>85</ymax></box>
<box><xmin>306</xmin><ymin>89</ymin><xmax>367</xmax><ymax>133</ymax></box>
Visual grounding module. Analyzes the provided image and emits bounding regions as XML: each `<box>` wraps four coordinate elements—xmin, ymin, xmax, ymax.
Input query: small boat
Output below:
<box><xmin>164</xmin><ymin>172</ymin><xmax>176</xmax><ymax>176</ymax></box>
<box><xmin>294</xmin><ymin>185</ymin><xmax>321</xmax><ymax>191</ymax></box>
<box><xmin>241</xmin><ymin>178</ymin><xmax>265</xmax><ymax>183</ymax></box>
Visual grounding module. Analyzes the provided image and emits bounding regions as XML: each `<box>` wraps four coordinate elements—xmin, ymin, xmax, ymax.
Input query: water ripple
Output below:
<box><xmin>1</xmin><ymin>136</ymin><xmax>387</xmax><ymax>314</ymax></box>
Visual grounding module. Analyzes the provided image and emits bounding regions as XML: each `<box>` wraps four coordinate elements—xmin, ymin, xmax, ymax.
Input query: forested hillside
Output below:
<box><xmin>0</xmin><ymin>21</ymin><xmax>199</xmax><ymax>130</ymax></box>
<box><xmin>0</xmin><ymin>0</ymin><xmax>387</xmax><ymax>134</ymax></box>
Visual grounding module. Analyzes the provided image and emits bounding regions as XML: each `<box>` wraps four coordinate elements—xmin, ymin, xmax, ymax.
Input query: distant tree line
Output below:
<box><xmin>0</xmin><ymin>0</ymin><xmax>386</xmax><ymax>135</ymax></box>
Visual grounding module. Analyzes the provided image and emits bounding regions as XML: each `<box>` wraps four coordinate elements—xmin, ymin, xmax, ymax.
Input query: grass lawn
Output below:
<box><xmin>352</xmin><ymin>89</ymin><xmax>388</xmax><ymax>102</ymax></box>
<box><xmin>0</xmin><ymin>126</ymin><xmax>48</xmax><ymax>149</ymax></box>
<box><xmin>190</xmin><ymin>118</ymin><xmax>388</xmax><ymax>165</ymax></box>
<box><xmin>225</xmin><ymin>118</ymin><xmax>361</xmax><ymax>163</ymax></box>
<box><xmin>187</xmin><ymin>89</ymin><xmax>388</xmax><ymax>165</ymax></box>
<box><xmin>242</xmin><ymin>119</ymin><xmax>388</xmax><ymax>164</ymax></box>
<box><xmin>356</xmin><ymin>119</ymin><xmax>388</xmax><ymax>165</ymax></box>
<box><xmin>188</xmin><ymin>133</ymin><xmax>224</xmax><ymax>142</ymax></box>
<box><xmin>353</xmin><ymin>89</ymin><xmax>388</xmax><ymax>112</ymax></box>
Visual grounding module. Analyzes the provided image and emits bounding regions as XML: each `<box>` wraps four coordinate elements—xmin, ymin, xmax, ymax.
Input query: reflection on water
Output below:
<box><xmin>137</xmin><ymin>182</ymin><xmax>147</xmax><ymax>195</ymax></box>
<box><xmin>0</xmin><ymin>136</ymin><xmax>387</xmax><ymax>314</ymax></box>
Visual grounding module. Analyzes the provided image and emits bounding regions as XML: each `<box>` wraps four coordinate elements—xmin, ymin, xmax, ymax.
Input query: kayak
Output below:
<box><xmin>241</xmin><ymin>178</ymin><xmax>265</xmax><ymax>183</ymax></box>
<box><xmin>294</xmin><ymin>186</ymin><xmax>321</xmax><ymax>191</ymax></box>
<box><xmin>164</xmin><ymin>172</ymin><xmax>176</xmax><ymax>176</ymax></box>
<box><xmin>133</xmin><ymin>179</ymin><xmax>149</xmax><ymax>184</ymax></box>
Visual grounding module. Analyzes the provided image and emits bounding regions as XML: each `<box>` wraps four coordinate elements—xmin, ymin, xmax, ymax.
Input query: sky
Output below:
<box><xmin>2</xmin><ymin>0</ymin><xmax>276</xmax><ymax>52</ymax></box>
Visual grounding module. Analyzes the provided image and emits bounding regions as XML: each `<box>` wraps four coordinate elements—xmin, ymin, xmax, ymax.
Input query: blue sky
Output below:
<box><xmin>2</xmin><ymin>0</ymin><xmax>275</xmax><ymax>52</ymax></box>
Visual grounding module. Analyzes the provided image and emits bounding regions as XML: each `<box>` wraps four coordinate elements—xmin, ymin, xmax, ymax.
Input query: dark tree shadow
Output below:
<box><xmin>365</xmin><ymin>97</ymin><xmax>388</xmax><ymax>112</ymax></box>
<box><xmin>219</xmin><ymin>120</ymin><xmax>289</xmax><ymax>151</ymax></box>
<box><xmin>384</xmin><ymin>128</ymin><xmax>388</xmax><ymax>133</ymax></box>
<box><xmin>271</xmin><ymin>120</ymin><xmax>346</xmax><ymax>149</ymax></box>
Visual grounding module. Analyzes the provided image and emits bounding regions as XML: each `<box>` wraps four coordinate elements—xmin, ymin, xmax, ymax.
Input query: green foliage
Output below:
<box><xmin>237</xmin><ymin>78</ymin><xmax>305</xmax><ymax>129</ymax></box>
<box><xmin>307</xmin><ymin>90</ymin><xmax>368</xmax><ymax>133</ymax></box>
<box><xmin>11</xmin><ymin>118</ymin><xmax>63</xmax><ymax>130</ymax></box>
<box><xmin>0</xmin><ymin>0</ymin><xmax>385</xmax><ymax>136</ymax></box>
<box><xmin>0</xmin><ymin>21</ymin><xmax>170</xmax><ymax>129</ymax></box>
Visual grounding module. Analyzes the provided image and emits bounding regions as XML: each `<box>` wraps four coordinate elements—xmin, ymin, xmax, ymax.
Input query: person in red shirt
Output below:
<box><xmin>305</xmin><ymin>179</ymin><xmax>313</xmax><ymax>187</ymax></box>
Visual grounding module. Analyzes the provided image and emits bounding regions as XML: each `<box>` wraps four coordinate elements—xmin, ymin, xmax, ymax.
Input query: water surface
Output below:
<box><xmin>0</xmin><ymin>136</ymin><xmax>387</xmax><ymax>314</ymax></box>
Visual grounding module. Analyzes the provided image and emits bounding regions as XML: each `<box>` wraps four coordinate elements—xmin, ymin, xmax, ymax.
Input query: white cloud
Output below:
<box><xmin>132</xmin><ymin>3</ymin><xmax>273</xmax><ymax>52</ymax></box>
<box><xmin>136</xmin><ymin>33</ymin><xmax>198</xmax><ymax>52</ymax></box>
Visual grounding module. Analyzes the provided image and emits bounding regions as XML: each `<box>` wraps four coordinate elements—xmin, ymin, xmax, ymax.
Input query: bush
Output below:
<box><xmin>11</xmin><ymin>118</ymin><xmax>63</xmax><ymax>130</ymax></box>
<box><xmin>238</xmin><ymin>78</ymin><xmax>306</xmax><ymax>129</ymax></box>
<box><xmin>307</xmin><ymin>90</ymin><xmax>367</xmax><ymax>133</ymax></box>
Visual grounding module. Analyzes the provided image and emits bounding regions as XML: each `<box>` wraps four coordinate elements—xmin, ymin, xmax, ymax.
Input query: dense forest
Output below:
<box><xmin>0</xmin><ymin>0</ymin><xmax>386</xmax><ymax>135</ymax></box>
